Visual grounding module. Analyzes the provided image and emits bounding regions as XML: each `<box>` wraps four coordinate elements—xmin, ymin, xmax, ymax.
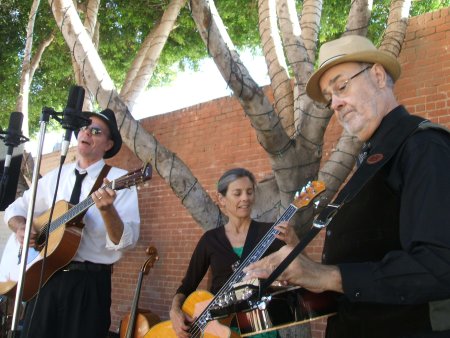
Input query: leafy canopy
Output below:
<box><xmin>0</xmin><ymin>0</ymin><xmax>448</xmax><ymax>135</ymax></box>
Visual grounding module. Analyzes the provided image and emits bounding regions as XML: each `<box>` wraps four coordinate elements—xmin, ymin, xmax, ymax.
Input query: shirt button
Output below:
<box><xmin>322</xmin><ymin>253</ymin><xmax>326</xmax><ymax>260</ymax></box>
<box><xmin>354</xmin><ymin>291</ymin><xmax>361</xmax><ymax>299</ymax></box>
<box><xmin>326</xmin><ymin>230</ymin><xmax>332</xmax><ymax>236</ymax></box>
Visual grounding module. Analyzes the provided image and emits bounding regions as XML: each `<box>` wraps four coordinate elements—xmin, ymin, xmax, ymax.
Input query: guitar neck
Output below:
<box><xmin>190</xmin><ymin>203</ymin><xmax>299</xmax><ymax>332</ymax></box>
<box><xmin>45</xmin><ymin>196</ymin><xmax>94</xmax><ymax>235</ymax></box>
<box><xmin>37</xmin><ymin>165</ymin><xmax>152</xmax><ymax>243</ymax></box>
<box><xmin>126</xmin><ymin>272</ymin><xmax>144</xmax><ymax>338</ymax></box>
<box><xmin>41</xmin><ymin>180</ymin><xmax>115</xmax><ymax>238</ymax></box>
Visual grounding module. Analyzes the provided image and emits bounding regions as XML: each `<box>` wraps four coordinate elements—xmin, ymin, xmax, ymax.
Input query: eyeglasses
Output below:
<box><xmin>80</xmin><ymin>125</ymin><xmax>103</xmax><ymax>136</ymax></box>
<box><xmin>323</xmin><ymin>66</ymin><xmax>372</xmax><ymax>108</ymax></box>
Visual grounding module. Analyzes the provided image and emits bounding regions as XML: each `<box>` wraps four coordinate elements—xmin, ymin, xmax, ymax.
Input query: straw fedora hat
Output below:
<box><xmin>306</xmin><ymin>35</ymin><xmax>401</xmax><ymax>103</ymax></box>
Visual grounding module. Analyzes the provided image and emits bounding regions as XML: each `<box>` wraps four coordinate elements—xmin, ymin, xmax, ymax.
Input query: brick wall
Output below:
<box><xmin>109</xmin><ymin>8</ymin><xmax>450</xmax><ymax>336</ymax></box>
<box><xmin>395</xmin><ymin>8</ymin><xmax>450</xmax><ymax>126</ymax></box>
<box><xmin>2</xmin><ymin>7</ymin><xmax>448</xmax><ymax>337</ymax></box>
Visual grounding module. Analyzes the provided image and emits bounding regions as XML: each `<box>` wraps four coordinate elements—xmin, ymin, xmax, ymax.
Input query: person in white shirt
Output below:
<box><xmin>4</xmin><ymin>108</ymin><xmax>140</xmax><ymax>338</ymax></box>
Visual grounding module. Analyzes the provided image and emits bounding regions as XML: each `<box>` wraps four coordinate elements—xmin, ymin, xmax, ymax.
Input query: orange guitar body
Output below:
<box><xmin>145</xmin><ymin>290</ymin><xmax>240</xmax><ymax>338</ymax></box>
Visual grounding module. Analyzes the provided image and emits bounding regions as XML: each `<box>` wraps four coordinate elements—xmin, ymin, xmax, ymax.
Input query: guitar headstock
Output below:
<box><xmin>112</xmin><ymin>163</ymin><xmax>152</xmax><ymax>191</ymax></box>
<box><xmin>292</xmin><ymin>181</ymin><xmax>326</xmax><ymax>209</ymax></box>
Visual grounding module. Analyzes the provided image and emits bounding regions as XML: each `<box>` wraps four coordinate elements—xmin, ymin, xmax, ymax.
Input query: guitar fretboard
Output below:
<box><xmin>189</xmin><ymin>203</ymin><xmax>299</xmax><ymax>335</ymax></box>
<box><xmin>38</xmin><ymin>181</ymin><xmax>114</xmax><ymax>241</ymax></box>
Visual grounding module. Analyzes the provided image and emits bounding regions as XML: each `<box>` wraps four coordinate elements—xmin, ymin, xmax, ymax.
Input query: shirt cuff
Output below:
<box><xmin>338</xmin><ymin>262</ymin><xmax>380</xmax><ymax>302</ymax></box>
<box><xmin>105</xmin><ymin>221</ymin><xmax>138</xmax><ymax>250</ymax></box>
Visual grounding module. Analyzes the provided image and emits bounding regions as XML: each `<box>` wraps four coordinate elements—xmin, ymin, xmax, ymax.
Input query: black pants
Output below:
<box><xmin>325</xmin><ymin>307</ymin><xmax>450</xmax><ymax>338</ymax></box>
<box><xmin>21</xmin><ymin>267</ymin><xmax>112</xmax><ymax>338</ymax></box>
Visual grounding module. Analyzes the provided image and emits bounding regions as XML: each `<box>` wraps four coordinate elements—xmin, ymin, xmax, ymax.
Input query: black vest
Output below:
<box><xmin>322</xmin><ymin>113</ymin><xmax>450</xmax><ymax>337</ymax></box>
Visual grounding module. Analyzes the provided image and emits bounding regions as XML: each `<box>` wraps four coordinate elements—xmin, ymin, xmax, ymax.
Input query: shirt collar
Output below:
<box><xmin>367</xmin><ymin>105</ymin><xmax>409</xmax><ymax>151</ymax></box>
<box><xmin>75</xmin><ymin>159</ymin><xmax>106</xmax><ymax>178</ymax></box>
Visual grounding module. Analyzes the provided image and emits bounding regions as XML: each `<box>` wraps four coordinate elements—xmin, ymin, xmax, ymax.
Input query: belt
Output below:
<box><xmin>62</xmin><ymin>261</ymin><xmax>113</xmax><ymax>273</ymax></box>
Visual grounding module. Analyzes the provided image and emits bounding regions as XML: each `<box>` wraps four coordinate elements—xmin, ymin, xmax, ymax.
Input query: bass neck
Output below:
<box><xmin>189</xmin><ymin>204</ymin><xmax>300</xmax><ymax>334</ymax></box>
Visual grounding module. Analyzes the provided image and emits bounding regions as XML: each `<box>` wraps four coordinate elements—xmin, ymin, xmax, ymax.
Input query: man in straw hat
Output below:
<box><xmin>245</xmin><ymin>35</ymin><xmax>450</xmax><ymax>337</ymax></box>
<box><xmin>4</xmin><ymin>108</ymin><xmax>140</xmax><ymax>337</ymax></box>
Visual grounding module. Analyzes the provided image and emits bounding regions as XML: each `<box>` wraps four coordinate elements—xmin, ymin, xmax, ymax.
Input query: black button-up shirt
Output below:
<box><xmin>337</xmin><ymin>106</ymin><xmax>450</xmax><ymax>304</ymax></box>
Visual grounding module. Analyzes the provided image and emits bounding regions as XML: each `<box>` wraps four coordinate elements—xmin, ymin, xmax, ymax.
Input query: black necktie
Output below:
<box><xmin>70</xmin><ymin>169</ymin><xmax>87</xmax><ymax>205</ymax></box>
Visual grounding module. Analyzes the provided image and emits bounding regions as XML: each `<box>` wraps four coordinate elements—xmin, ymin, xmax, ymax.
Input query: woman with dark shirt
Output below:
<box><xmin>169</xmin><ymin>168</ymin><xmax>297</xmax><ymax>338</ymax></box>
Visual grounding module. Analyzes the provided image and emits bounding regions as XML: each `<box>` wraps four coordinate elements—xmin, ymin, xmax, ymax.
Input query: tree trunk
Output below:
<box><xmin>48</xmin><ymin>0</ymin><xmax>223</xmax><ymax>230</ymax></box>
<box><xmin>258</xmin><ymin>0</ymin><xmax>295</xmax><ymax>137</ymax></box>
<box><xmin>45</xmin><ymin>0</ymin><xmax>411</xmax><ymax>232</ymax></box>
<box><xmin>16</xmin><ymin>0</ymin><xmax>41</xmax><ymax>137</ymax></box>
<box><xmin>121</xmin><ymin>0</ymin><xmax>187</xmax><ymax>111</ymax></box>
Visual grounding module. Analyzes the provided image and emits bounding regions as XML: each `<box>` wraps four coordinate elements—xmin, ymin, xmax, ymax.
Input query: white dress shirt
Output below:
<box><xmin>4</xmin><ymin>159</ymin><xmax>140</xmax><ymax>265</ymax></box>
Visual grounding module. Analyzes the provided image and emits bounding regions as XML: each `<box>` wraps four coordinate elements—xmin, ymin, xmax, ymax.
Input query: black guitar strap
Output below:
<box><xmin>332</xmin><ymin>114</ymin><xmax>426</xmax><ymax>205</ymax></box>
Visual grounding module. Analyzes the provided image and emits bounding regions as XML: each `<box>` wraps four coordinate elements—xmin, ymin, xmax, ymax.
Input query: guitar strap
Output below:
<box><xmin>89</xmin><ymin>164</ymin><xmax>112</xmax><ymax>195</ymax></box>
<box><xmin>69</xmin><ymin>164</ymin><xmax>111</xmax><ymax>226</ymax></box>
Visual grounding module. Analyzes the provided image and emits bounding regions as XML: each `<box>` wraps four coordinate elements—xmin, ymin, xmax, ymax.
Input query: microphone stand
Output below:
<box><xmin>7</xmin><ymin>106</ymin><xmax>89</xmax><ymax>337</ymax></box>
<box><xmin>8</xmin><ymin>108</ymin><xmax>52</xmax><ymax>338</ymax></box>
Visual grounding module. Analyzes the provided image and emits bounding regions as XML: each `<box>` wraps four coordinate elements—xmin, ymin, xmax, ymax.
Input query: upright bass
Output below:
<box><xmin>120</xmin><ymin>246</ymin><xmax>160</xmax><ymax>338</ymax></box>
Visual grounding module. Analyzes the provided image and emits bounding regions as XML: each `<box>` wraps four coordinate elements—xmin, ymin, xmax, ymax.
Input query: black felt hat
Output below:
<box><xmin>76</xmin><ymin>108</ymin><xmax>122</xmax><ymax>159</ymax></box>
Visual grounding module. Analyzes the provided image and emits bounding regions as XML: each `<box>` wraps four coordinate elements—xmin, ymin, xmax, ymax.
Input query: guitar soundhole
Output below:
<box><xmin>36</xmin><ymin>230</ymin><xmax>47</xmax><ymax>248</ymax></box>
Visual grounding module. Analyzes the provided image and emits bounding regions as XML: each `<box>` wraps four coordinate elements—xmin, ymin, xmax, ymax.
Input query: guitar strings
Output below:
<box><xmin>37</xmin><ymin>175</ymin><xmax>123</xmax><ymax>240</ymax></box>
<box><xmin>187</xmin><ymin>204</ymin><xmax>299</xmax><ymax>336</ymax></box>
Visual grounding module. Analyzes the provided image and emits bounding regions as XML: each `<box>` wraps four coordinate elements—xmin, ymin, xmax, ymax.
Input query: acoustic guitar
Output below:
<box><xmin>0</xmin><ymin>164</ymin><xmax>152</xmax><ymax>302</ymax></box>
<box><xmin>145</xmin><ymin>181</ymin><xmax>326</xmax><ymax>338</ymax></box>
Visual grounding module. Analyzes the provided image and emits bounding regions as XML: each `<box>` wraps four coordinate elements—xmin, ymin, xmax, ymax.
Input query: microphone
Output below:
<box><xmin>1</xmin><ymin>112</ymin><xmax>28</xmax><ymax>175</ymax></box>
<box><xmin>0</xmin><ymin>112</ymin><xmax>28</xmax><ymax>205</ymax></box>
<box><xmin>60</xmin><ymin>85</ymin><xmax>88</xmax><ymax>157</ymax></box>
